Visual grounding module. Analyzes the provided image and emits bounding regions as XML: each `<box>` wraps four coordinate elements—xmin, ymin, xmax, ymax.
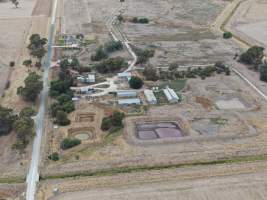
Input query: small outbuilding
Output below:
<box><xmin>144</xmin><ymin>89</ymin><xmax>157</xmax><ymax>104</ymax></box>
<box><xmin>118</xmin><ymin>72</ymin><xmax>132</xmax><ymax>81</ymax></box>
<box><xmin>77</xmin><ymin>74</ymin><xmax>95</xmax><ymax>83</ymax></box>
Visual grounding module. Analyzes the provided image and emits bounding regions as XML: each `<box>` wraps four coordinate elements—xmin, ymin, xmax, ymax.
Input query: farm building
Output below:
<box><xmin>144</xmin><ymin>89</ymin><xmax>157</xmax><ymax>104</ymax></box>
<box><xmin>118</xmin><ymin>72</ymin><xmax>132</xmax><ymax>81</ymax></box>
<box><xmin>117</xmin><ymin>90</ymin><xmax>138</xmax><ymax>98</ymax></box>
<box><xmin>118</xmin><ymin>98</ymin><xmax>141</xmax><ymax>106</ymax></box>
<box><xmin>78</xmin><ymin>86</ymin><xmax>94</xmax><ymax>94</ymax></box>
<box><xmin>77</xmin><ymin>74</ymin><xmax>95</xmax><ymax>83</ymax></box>
<box><xmin>163</xmin><ymin>86</ymin><xmax>179</xmax><ymax>103</ymax></box>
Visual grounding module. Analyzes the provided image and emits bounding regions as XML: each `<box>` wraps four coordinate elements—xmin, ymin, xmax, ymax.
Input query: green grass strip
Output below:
<box><xmin>40</xmin><ymin>154</ymin><xmax>267</xmax><ymax>180</ymax></box>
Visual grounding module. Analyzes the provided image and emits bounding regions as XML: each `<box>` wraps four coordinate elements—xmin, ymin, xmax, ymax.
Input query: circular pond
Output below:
<box><xmin>75</xmin><ymin>133</ymin><xmax>90</xmax><ymax>140</ymax></box>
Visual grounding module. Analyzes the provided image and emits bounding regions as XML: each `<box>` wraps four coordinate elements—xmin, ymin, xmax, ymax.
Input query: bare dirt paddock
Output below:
<box><xmin>38</xmin><ymin>161</ymin><xmax>267</xmax><ymax>200</ymax></box>
<box><xmin>227</xmin><ymin>0</ymin><xmax>267</xmax><ymax>48</ymax></box>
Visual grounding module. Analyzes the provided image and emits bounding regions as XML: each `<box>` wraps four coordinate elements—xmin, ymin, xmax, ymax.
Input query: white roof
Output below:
<box><xmin>117</xmin><ymin>90</ymin><xmax>137</xmax><ymax>96</ymax></box>
<box><xmin>144</xmin><ymin>89</ymin><xmax>157</xmax><ymax>103</ymax></box>
<box><xmin>118</xmin><ymin>72</ymin><xmax>131</xmax><ymax>77</ymax></box>
<box><xmin>163</xmin><ymin>86</ymin><xmax>179</xmax><ymax>103</ymax></box>
<box><xmin>118</xmin><ymin>98</ymin><xmax>141</xmax><ymax>105</ymax></box>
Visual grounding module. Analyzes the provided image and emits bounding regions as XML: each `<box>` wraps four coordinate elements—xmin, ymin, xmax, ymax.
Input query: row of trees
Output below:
<box><xmin>22</xmin><ymin>34</ymin><xmax>48</xmax><ymax>70</ymax></box>
<box><xmin>95</xmin><ymin>57</ymin><xmax>128</xmax><ymax>74</ymax></box>
<box><xmin>91</xmin><ymin>41</ymin><xmax>123</xmax><ymax>62</ymax></box>
<box><xmin>0</xmin><ymin>106</ymin><xmax>36</xmax><ymax>151</ymax></box>
<box><xmin>50</xmin><ymin>59</ymin><xmax>76</xmax><ymax>126</ymax></box>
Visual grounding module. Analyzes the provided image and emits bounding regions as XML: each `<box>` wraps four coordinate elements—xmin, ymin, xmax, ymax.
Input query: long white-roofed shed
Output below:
<box><xmin>117</xmin><ymin>90</ymin><xmax>138</xmax><ymax>98</ymax></box>
<box><xmin>163</xmin><ymin>86</ymin><xmax>179</xmax><ymax>103</ymax></box>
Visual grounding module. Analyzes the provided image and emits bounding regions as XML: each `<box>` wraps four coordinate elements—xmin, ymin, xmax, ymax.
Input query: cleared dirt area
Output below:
<box><xmin>38</xmin><ymin>161</ymin><xmax>267</xmax><ymax>200</ymax></box>
<box><xmin>119</xmin><ymin>0</ymin><xmax>240</xmax><ymax>66</ymax></box>
<box><xmin>0</xmin><ymin>0</ymin><xmax>50</xmax><ymax>178</ymax></box>
<box><xmin>32</xmin><ymin>0</ymin><xmax>52</xmax><ymax>16</ymax></box>
<box><xmin>0</xmin><ymin>184</ymin><xmax>25</xmax><ymax>199</ymax></box>
<box><xmin>227</xmin><ymin>0</ymin><xmax>267</xmax><ymax>48</ymax></box>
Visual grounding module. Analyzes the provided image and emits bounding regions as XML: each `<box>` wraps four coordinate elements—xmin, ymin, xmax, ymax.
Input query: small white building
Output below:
<box><xmin>163</xmin><ymin>86</ymin><xmax>179</xmax><ymax>103</ymax></box>
<box><xmin>118</xmin><ymin>98</ymin><xmax>141</xmax><ymax>106</ymax></box>
<box><xmin>144</xmin><ymin>89</ymin><xmax>157</xmax><ymax>104</ymax></box>
<box><xmin>117</xmin><ymin>90</ymin><xmax>137</xmax><ymax>98</ymax></box>
<box><xmin>77</xmin><ymin>74</ymin><xmax>95</xmax><ymax>83</ymax></box>
<box><xmin>118</xmin><ymin>72</ymin><xmax>131</xmax><ymax>81</ymax></box>
<box><xmin>79</xmin><ymin>86</ymin><xmax>94</xmax><ymax>94</ymax></box>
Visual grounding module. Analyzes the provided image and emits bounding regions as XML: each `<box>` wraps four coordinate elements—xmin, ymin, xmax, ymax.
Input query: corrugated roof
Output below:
<box><xmin>118</xmin><ymin>98</ymin><xmax>141</xmax><ymax>105</ymax></box>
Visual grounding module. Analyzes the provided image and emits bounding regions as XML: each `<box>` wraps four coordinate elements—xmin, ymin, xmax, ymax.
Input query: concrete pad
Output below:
<box><xmin>216</xmin><ymin>98</ymin><xmax>246</xmax><ymax>110</ymax></box>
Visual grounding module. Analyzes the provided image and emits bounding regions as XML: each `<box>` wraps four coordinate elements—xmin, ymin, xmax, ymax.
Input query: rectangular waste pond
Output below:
<box><xmin>136</xmin><ymin>122</ymin><xmax>183</xmax><ymax>140</ymax></box>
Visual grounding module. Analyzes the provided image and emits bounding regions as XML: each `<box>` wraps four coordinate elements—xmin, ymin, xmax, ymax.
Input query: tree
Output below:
<box><xmin>260</xmin><ymin>62</ymin><xmax>267</xmax><ymax>82</ymax></box>
<box><xmin>110</xmin><ymin>111</ymin><xmax>125</xmax><ymax>127</ymax></box>
<box><xmin>104</xmin><ymin>41</ymin><xmax>123</xmax><ymax>53</ymax></box>
<box><xmin>13</xmin><ymin>115</ymin><xmax>35</xmax><ymax>150</ymax></box>
<box><xmin>48</xmin><ymin>152</ymin><xmax>59</xmax><ymax>161</ymax></box>
<box><xmin>55</xmin><ymin>111</ymin><xmax>70</xmax><ymax>126</ymax></box>
<box><xmin>91</xmin><ymin>46</ymin><xmax>108</xmax><ymax>61</ymax></box>
<box><xmin>223</xmin><ymin>32</ymin><xmax>232</xmax><ymax>39</ymax></box>
<box><xmin>28</xmin><ymin>34</ymin><xmax>47</xmax><ymax>62</ymax></box>
<box><xmin>11</xmin><ymin>0</ymin><xmax>19</xmax><ymax>8</ymax></box>
<box><xmin>19</xmin><ymin>107</ymin><xmax>36</xmax><ymax>118</ymax></box>
<box><xmin>143</xmin><ymin>65</ymin><xmax>159</xmax><ymax>81</ymax></box>
<box><xmin>101</xmin><ymin>117</ymin><xmax>112</xmax><ymax>131</ymax></box>
<box><xmin>9</xmin><ymin>61</ymin><xmax>15</xmax><ymax>67</ymax></box>
<box><xmin>0</xmin><ymin>106</ymin><xmax>17</xmax><ymax>136</ymax></box>
<box><xmin>17</xmin><ymin>72</ymin><xmax>43</xmax><ymax>102</ymax></box>
<box><xmin>101</xmin><ymin>111</ymin><xmax>125</xmax><ymax>131</ymax></box>
<box><xmin>169</xmin><ymin>63</ymin><xmax>179</xmax><ymax>71</ymax></box>
<box><xmin>129</xmin><ymin>76</ymin><xmax>144</xmax><ymax>89</ymax></box>
<box><xmin>134</xmin><ymin>48</ymin><xmax>155</xmax><ymax>64</ymax></box>
<box><xmin>23</xmin><ymin>59</ymin><xmax>32</xmax><ymax>69</ymax></box>
<box><xmin>239</xmin><ymin>46</ymin><xmax>264</xmax><ymax>68</ymax></box>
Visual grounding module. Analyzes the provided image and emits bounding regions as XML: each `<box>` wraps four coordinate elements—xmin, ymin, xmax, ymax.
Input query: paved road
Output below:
<box><xmin>26</xmin><ymin>0</ymin><xmax>58</xmax><ymax>200</ymax></box>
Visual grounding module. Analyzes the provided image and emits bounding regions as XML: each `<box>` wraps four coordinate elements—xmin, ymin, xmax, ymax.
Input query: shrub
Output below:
<box><xmin>60</xmin><ymin>138</ymin><xmax>81</xmax><ymax>150</ymax></box>
<box><xmin>0</xmin><ymin>106</ymin><xmax>17</xmax><ymax>136</ymax></box>
<box><xmin>48</xmin><ymin>152</ymin><xmax>59</xmax><ymax>161</ymax></box>
<box><xmin>138</xmin><ymin>18</ymin><xmax>149</xmax><ymax>24</ymax></box>
<box><xmin>260</xmin><ymin>63</ymin><xmax>267</xmax><ymax>82</ymax></box>
<box><xmin>223</xmin><ymin>31</ymin><xmax>232</xmax><ymax>39</ymax></box>
<box><xmin>91</xmin><ymin>47</ymin><xmax>108</xmax><ymax>61</ymax></box>
<box><xmin>132</xmin><ymin>17</ymin><xmax>149</xmax><ymax>24</ymax></box>
<box><xmin>118</xmin><ymin>14</ymin><xmax>124</xmax><ymax>22</ymax></box>
<box><xmin>129</xmin><ymin>76</ymin><xmax>144</xmax><ymax>89</ymax></box>
<box><xmin>9</xmin><ymin>61</ymin><xmax>15</xmax><ymax>67</ymax></box>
